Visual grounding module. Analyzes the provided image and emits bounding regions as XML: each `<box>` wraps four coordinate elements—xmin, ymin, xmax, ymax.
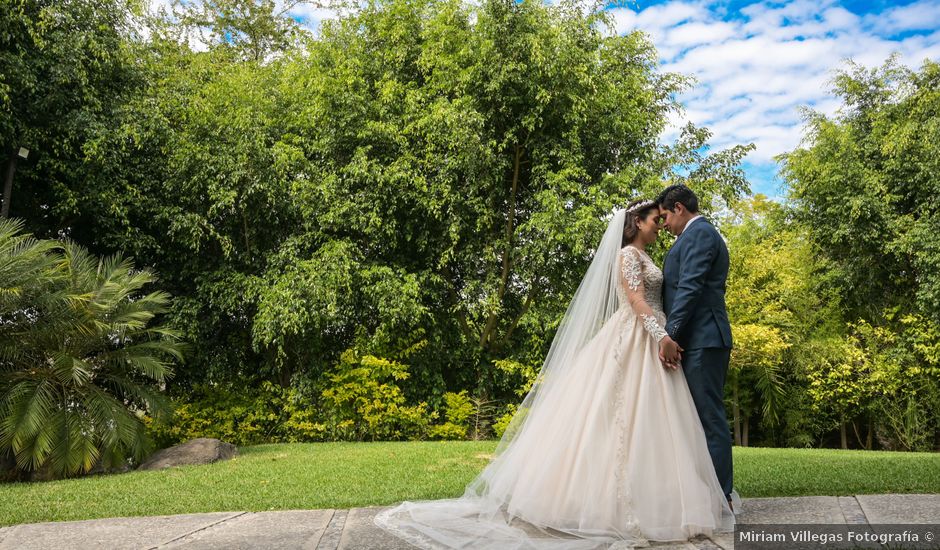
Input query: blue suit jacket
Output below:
<box><xmin>662</xmin><ymin>217</ymin><xmax>733</xmax><ymax>350</ymax></box>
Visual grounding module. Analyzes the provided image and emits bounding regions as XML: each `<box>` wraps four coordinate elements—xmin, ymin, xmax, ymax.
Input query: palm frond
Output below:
<box><xmin>95</xmin><ymin>374</ymin><xmax>172</xmax><ymax>418</ymax></box>
<box><xmin>5</xmin><ymin>379</ymin><xmax>58</xmax><ymax>447</ymax></box>
<box><xmin>0</xmin><ymin>225</ymin><xmax>183</xmax><ymax>478</ymax></box>
<box><xmin>49</xmin><ymin>352</ymin><xmax>92</xmax><ymax>387</ymax></box>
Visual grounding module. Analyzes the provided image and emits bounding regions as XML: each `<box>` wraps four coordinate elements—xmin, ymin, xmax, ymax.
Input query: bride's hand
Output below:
<box><xmin>658</xmin><ymin>336</ymin><xmax>683</xmax><ymax>370</ymax></box>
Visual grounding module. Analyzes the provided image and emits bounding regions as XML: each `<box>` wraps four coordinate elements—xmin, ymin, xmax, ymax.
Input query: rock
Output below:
<box><xmin>138</xmin><ymin>438</ymin><xmax>237</xmax><ymax>471</ymax></box>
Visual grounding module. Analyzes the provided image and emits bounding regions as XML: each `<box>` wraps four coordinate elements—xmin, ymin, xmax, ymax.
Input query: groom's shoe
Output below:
<box><xmin>727</xmin><ymin>499</ymin><xmax>734</xmax><ymax>514</ymax></box>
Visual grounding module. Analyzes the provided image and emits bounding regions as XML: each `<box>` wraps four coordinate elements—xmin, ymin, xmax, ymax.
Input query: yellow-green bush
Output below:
<box><xmin>491</xmin><ymin>404</ymin><xmax>517</xmax><ymax>439</ymax></box>
<box><xmin>144</xmin><ymin>382</ymin><xmax>327</xmax><ymax>447</ymax></box>
<box><xmin>428</xmin><ymin>391</ymin><xmax>473</xmax><ymax>439</ymax></box>
<box><xmin>146</xmin><ymin>350</ymin><xmax>530</xmax><ymax>447</ymax></box>
<box><xmin>321</xmin><ymin>350</ymin><xmax>432</xmax><ymax>441</ymax></box>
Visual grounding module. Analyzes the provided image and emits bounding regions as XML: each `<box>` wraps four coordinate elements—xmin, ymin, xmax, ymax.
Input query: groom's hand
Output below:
<box><xmin>659</xmin><ymin>336</ymin><xmax>684</xmax><ymax>370</ymax></box>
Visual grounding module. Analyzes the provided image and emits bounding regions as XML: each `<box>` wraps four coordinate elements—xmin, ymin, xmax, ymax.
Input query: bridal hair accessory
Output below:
<box><xmin>626</xmin><ymin>199</ymin><xmax>656</xmax><ymax>213</ymax></box>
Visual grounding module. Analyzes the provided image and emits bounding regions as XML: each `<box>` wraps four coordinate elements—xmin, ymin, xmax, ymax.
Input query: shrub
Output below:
<box><xmin>429</xmin><ymin>390</ymin><xmax>473</xmax><ymax>440</ymax></box>
<box><xmin>0</xmin><ymin>219</ymin><xmax>183</xmax><ymax>478</ymax></box>
<box><xmin>145</xmin><ymin>381</ymin><xmax>327</xmax><ymax>447</ymax></box>
<box><xmin>321</xmin><ymin>350</ymin><xmax>431</xmax><ymax>441</ymax></box>
<box><xmin>491</xmin><ymin>404</ymin><xmax>517</xmax><ymax>440</ymax></box>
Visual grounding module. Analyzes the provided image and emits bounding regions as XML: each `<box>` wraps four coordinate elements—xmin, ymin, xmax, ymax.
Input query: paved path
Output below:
<box><xmin>0</xmin><ymin>494</ymin><xmax>937</xmax><ymax>549</ymax></box>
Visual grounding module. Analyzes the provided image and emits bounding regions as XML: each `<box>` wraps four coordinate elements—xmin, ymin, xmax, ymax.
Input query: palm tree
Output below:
<box><xmin>0</xmin><ymin>219</ymin><xmax>185</xmax><ymax>478</ymax></box>
<box><xmin>727</xmin><ymin>323</ymin><xmax>789</xmax><ymax>446</ymax></box>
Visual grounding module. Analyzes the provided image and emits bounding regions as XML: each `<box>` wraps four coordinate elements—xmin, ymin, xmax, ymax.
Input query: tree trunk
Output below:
<box><xmin>732</xmin><ymin>379</ymin><xmax>741</xmax><ymax>446</ymax></box>
<box><xmin>852</xmin><ymin>419</ymin><xmax>870</xmax><ymax>449</ymax></box>
<box><xmin>742</xmin><ymin>415</ymin><xmax>749</xmax><ymax>447</ymax></box>
<box><xmin>278</xmin><ymin>365</ymin><xmax>292</xmax><ymax>388</ymax></box>
<box><xmin>1</xmin><ymin>154</ymin><xmax>17</xmax><ymax>219</ymax></box>
<box><xmin>840</xmin><ymin>420</ymin><xmax>848</xmax><ymax>449</ymax></box>
<box><xmin>480</xmin><ymin>144</ymin><xmax>522</xmax><ymax>350</ymax></box>
<box><xmin>242</xmin><ymin>208</ymin><xmax>251</xmax><ymax>258</ymax></box>
<box><xmin>497</xmin><ymin>286</ymin><xmax>535</xmax><ymax>352</ymax></box>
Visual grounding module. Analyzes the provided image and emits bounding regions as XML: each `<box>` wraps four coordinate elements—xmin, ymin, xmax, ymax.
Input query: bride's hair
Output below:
<box><xmin>622</xmin><ymin>199</ymin><xmax>659</xmax><ymax>246</ymax></box>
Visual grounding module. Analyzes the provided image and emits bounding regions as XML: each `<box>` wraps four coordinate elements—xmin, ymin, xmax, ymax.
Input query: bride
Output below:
<box><xmin>375</xmin><ymin>200</ymin><xmax>736</xmax><ymax>549</ymax></box>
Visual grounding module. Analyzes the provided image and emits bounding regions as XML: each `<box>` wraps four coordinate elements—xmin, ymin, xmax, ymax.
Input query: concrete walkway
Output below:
<box><xmin>0</xmin><ymin>494</ymin><xmax>937</xmax><ymax>549</ymax></box>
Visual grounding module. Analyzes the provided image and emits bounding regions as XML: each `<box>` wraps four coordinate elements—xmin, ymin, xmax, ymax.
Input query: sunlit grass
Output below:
<box><xmin>2</xmin><ymin>442</ymin><xmax>938</xmax><ymax>526</ymax></box>
<box><xmin>734</xmin><ymin>446</ymin><xmax>940</xmax><ymax>497</ymax></box>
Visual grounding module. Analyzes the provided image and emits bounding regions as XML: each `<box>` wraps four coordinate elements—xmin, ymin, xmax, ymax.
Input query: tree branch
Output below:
<box><xmin>480</xmin><ymin>144</ymin><xmax>522</xmax><ymax>350</ymax></box>
<box><xmin>444</xmin><ymin>266</ymin><xmax>475</xmax><ymax>342</ymax></box>
<box><xmin>497</xmin><ymin>284</ymin><xmax>536</xmax><ymax>351</ymax></box>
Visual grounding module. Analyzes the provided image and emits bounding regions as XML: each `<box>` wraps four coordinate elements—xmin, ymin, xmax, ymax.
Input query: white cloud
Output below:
<box><xmin>279</xmin><ymin>1</ymin><xmax>346</xmax><ymax>34</ymax></box>
<box><xmin>608</xmin><ymin>8</ymin><xmax>639</xmax><ymax>36</ymax></box>
<box><xmin>864</xmin><ymin>0</ymin><xmax>940</xmax><ymax>34</ymax></box>
<box><xmin>636</xmin><ymin>2</ymin><xmax>707</xmax><ymax>29</ymax></box>
<box><xmin>664</xmin><ymin>20</ymin><xmax>737</xmax><ymax>48</ymax></box>
<box><xmin>613</xmin><ymin>0</ymin><xmax>940</xmax><ymax>196</ymax></box>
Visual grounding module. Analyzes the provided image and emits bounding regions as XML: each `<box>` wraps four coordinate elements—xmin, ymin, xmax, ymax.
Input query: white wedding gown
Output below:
<box><xmin>375</xmin><ymin>245</ymin><xmax>735</xmax><ymax>549</ymax></box>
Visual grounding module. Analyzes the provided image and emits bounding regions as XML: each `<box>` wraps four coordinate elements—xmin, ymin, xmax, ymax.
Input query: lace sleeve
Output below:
<box><xmin>621</xmin><ymin>246</ymin><xmax>643</xmax><ymax>292</ymax></box>
<box><xmin>620</xmin><ymin>247</ymin><xmax>667</xmax><ymax>342</ymax></box>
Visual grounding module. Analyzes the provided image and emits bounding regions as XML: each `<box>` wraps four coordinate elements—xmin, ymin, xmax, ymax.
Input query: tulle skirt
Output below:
<box><xmin>375</xmin><ymin>308</ymin><xmax>735</xmax><ymax>549</ymax></box>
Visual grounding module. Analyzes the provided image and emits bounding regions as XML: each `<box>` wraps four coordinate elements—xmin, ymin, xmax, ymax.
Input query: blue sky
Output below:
<box><xmin>156</xmin><ymin>0</ymin><xmax>940</xmax><ymax>199</ymax></box>
<box><xmin>603</xmin><ymin>0</ymin><xmax>940</xmax><ymax>197</ymax></box>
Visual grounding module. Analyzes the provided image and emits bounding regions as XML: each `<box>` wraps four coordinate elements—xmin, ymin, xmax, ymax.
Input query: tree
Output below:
<box><xmin>781</xmin><ymin>58</ymin><xmax>940</xmax><ymax>449</ymax></box>
<box><xmin>0</xmin><ymin>0</ymin><xmax>146</xmax><ymax>231</ymax></box>
<box><xmin>5</xmin><ymin>0</ymin><xmax>754</xmax><ymax>411</ymax></box>
<box><xmin>0</xmin><ymin>219</ymin><xmax>184</xmax><ymax>478</ymax></box>
<box><xmin>781</xmin><ymin>57</ymin><xmax>940</xmax><ymax>323</ymax></box>
<box><xmin>255</xmin><ymin>0</ymin><xmax>752</xmax><ymax>399</ymax></box>
<box><xmin>727</xmin><ymin>324</ymin><xmax>787</xmax><ymax>446</ymax></box>
<box><xmin>723</xmin><ymin>196</ymin><xmax>842</xmax><ymax>447</ymax></box>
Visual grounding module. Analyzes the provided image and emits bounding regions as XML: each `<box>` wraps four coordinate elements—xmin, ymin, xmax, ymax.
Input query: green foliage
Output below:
<box><xmin>0</xmin><ymin>219</ymin><xmax>184</xmax><ymax>478</ymax></box>
<box><xmin>802</xmin><ymin>313</ymin><xmax>940</xmax><ymax>451</ymax></box>
<box><xmin>152</xmin><ymin>344</ymin><xmax>512</xmax><ymax>445</ymax></box>
<box><xmin>3</xmin><ymin>0</ymin><xmax>759</xmax><ymax>450</ymax></box>
<box><xmin>805</xmin><ymin>336</ymin><xmax>872</xmax><ymax>425</ymax></box>
<box><xmin>781</xmin><ymin>58</ymin><xmax>940</xmax><ymax>322</ymax></box>
<box><xmin>44</xmin><ymin>0</ymin><xmax>750</xmax><ymax>401</ymax></box>
<box><xmin>779</xmin><ymin>57</ymin><xmax>940</xmax><ymax>449</ymax></box>
<box><xmin>428</xmin><ymin>390</ymin><xmax>473</xmax><ymax>440</ymax></box>
<box><xmin>728</xmin><ymin>324</ymin><xmax>788</xmax><ymax>429</ymax></box>
<box><xmin>492</xmin><ymin>358</ymin><xmax>538</xmax><ymax>397</ymax></box>
<box><xmin>852</xmin><ymin>315</ymin><xmax>940</xmax><ymax>451</ymax></box>
<box><xmin>145</xmin><ymin>381</ymin><xmax>327</xmax><ymax>447</ymax></box>
<box><xmin>722</xmin><ymin>196</ymin><xmax>842</xmax><ymax>447</ymax></box>
<box><xmin>267</xmin><ymin>0</ymin><xmax>702</xmax><ymax>395</ymax></box>
<box><xmin>491</xmin><ymin>403</ymin><xmax>517</xmax><ymax>439</ymax></box>
<box><xmin>252</xmin><ymin>241</ymin><xmax>429</xmax><ymax>383</ymax></box>
<box><xmin>321</xmin><ymin>350</ymin><xmax>431</xmax><ymax>441</ymax></box>
<box><xmin>0</xmin><ymin>0</ymin><xmax>145</xmax><ymax>231</ymax></box>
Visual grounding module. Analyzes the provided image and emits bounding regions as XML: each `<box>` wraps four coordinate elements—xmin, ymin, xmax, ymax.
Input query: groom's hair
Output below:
<box><xmin>656</xmin><ymin>184</ymin><xmax>699</xmax><ymax>213</ymax></box>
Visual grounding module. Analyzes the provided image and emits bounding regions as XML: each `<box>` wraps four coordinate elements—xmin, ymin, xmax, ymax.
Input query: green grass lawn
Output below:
<box><xmin>2</xmin><ymin>442</ymin><xmax>938</xmax><ymax>526</ymax></box>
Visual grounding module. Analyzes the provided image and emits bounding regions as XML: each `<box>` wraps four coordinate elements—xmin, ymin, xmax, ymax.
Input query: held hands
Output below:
<box><xmin>658</xmin><ymin>336</ymin><xmax>683</xmax><ymax>370</ymax></box>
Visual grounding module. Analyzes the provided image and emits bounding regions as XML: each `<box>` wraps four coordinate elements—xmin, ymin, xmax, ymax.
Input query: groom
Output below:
<box><xmin>656</xmin><ymin>184</ymin><xmax>734</xmax><ymax>507</ymax></box>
